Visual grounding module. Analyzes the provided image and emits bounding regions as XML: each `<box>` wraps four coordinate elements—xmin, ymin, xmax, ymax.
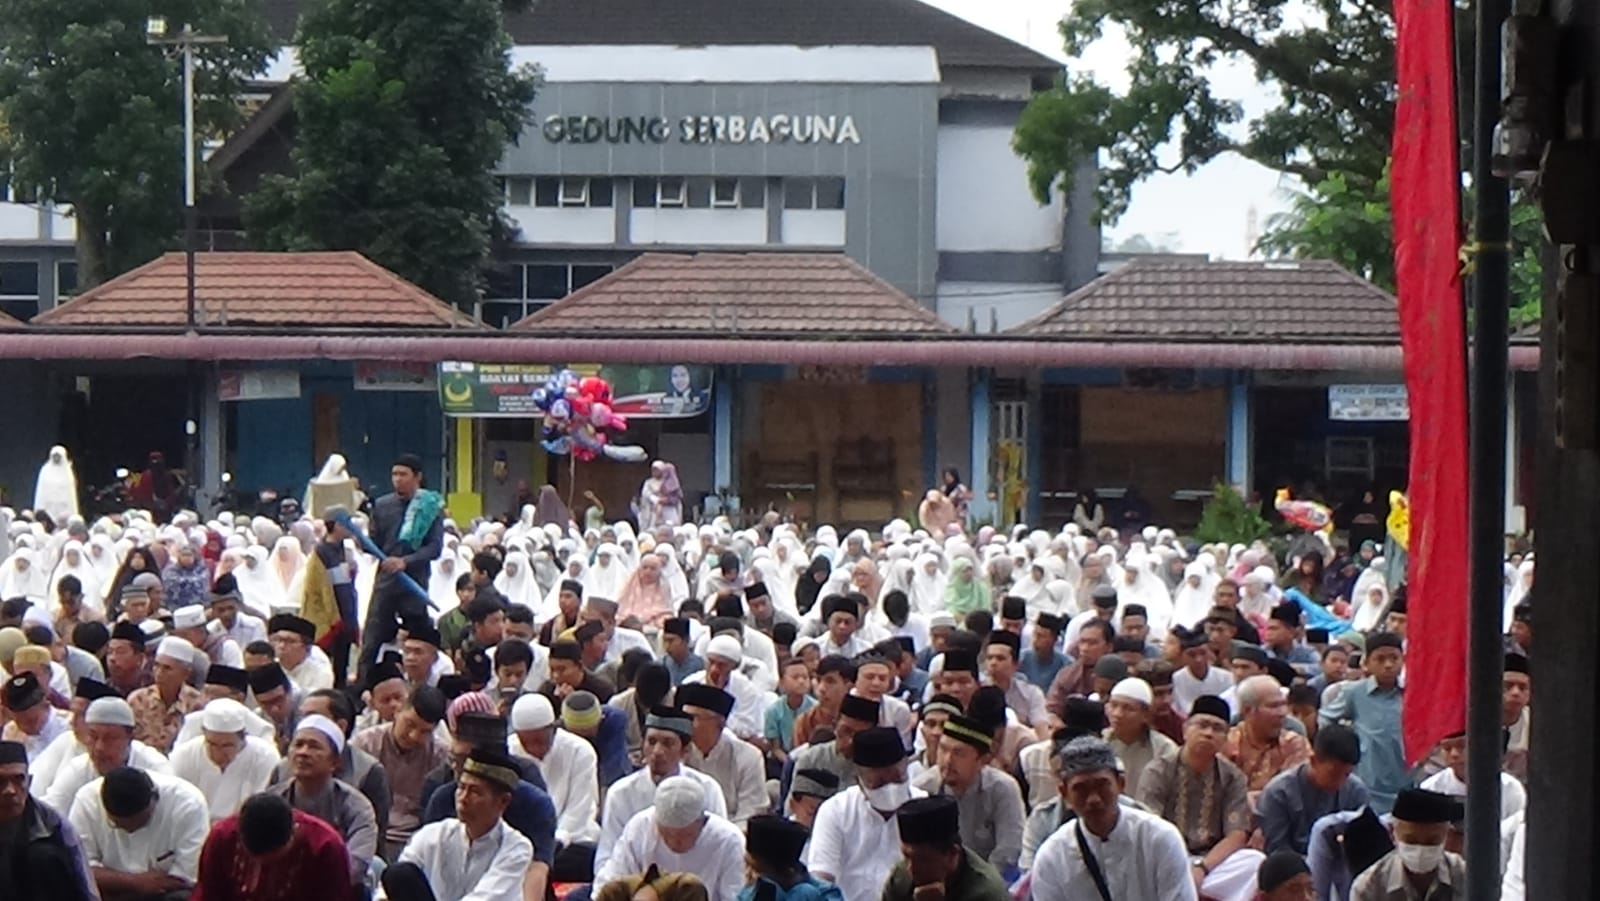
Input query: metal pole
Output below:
<box><xmin>182</xmin><ymin>33</ymin><xmax>196</xmax><ymax>332</ymax></box>
<box><xmin>1466</xmin><ymin>0</ymin><xmax>1511</xmax><ymax>894</ymax></box>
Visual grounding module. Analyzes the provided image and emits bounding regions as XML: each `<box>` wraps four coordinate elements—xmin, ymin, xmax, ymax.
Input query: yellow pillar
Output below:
<box><xmin>447</xmin><ymin>417</ymin><xmax>483</xmax><ymax>519</ymax></box>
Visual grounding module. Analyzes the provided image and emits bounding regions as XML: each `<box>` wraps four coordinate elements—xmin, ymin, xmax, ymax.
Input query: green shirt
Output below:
<box><xmin>881</xmin><ymin>848</ymin><xmax>1010</xmax><ymax>901</ymax></box>
<box><xmin>438</xmin><ymin>607</ymin><xmax>470</xmax><ymax>654</ymax></box>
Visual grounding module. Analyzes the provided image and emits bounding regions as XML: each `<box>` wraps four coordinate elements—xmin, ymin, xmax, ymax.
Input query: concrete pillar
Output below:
<box><xmin>1504</xmin><ymin>374</ymin><xmax>1521</xmax><ymax>536</ymax></box>
<box><xmin>969</xmin><ymin>369</ymin><xmax>991</xmax><ymax>522</ymax></box>
<box><xmin>1226</xmin><ymin>374</ymin><xmax>1253</xmax><ymax>491</ymax></box>
<box><xmin>198</xmin><ymin>369</ymin><xmax>223</xmax><ymax>510</ymax></box>
<box><xmin>714</xmin><ymin>365</ymin><xmax>733</xmax><ymax>493</ymax></box>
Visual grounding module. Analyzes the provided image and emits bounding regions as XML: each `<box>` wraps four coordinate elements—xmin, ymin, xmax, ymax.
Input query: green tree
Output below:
<box><xmin>0</xmin><ymin>0</ymin><xmax>271</xmax><ymax>286</ymax></box>
<box><xmin>1194</xmin><ymin>480</ymin><xmax>1274</xmax><ymax>546</ymax></box>
<box><xmin>246</xmin><ymin>0</ymin><xmax>539</xmax><ymax>308</ymax></box>
<box><xmin>1012</xmin><ymin>0</ymin><xmax>1394</xmax><ymax>224</ymax></box>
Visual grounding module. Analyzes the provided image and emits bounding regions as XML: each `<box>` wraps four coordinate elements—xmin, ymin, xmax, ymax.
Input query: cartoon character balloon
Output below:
<box><xmin>1274</xmin><ymin>487</ymin><xmax>1334</xmax><ymax>533</ymax></box>
<box><xmin>531</xmin><ymin>371</ymin><xmax>647</xmax><ymax>462</ymax></box>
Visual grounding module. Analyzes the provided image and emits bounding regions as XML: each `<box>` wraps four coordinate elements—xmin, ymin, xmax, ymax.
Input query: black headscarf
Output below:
<box><xmin>795</xmin><ymin>556</ymin><xmax>832</xmax><ymax>616</ymax></box>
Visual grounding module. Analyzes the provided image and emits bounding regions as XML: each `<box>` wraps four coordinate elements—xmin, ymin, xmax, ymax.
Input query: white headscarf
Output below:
<box><xmin>1171</xmin><ymin>560</ymin><xmax>1219</xmax><ymax>630</ymax></box>
<box><xmin>1350</xmin><ymin>559</ymin><xmax>1391</xmax><ymax>632</ymax></box>
<box><xmin>584</xmin><ymin>542</ymin><xmax>630</xmax><ymax>600</ymax></box>
<box><xmin>1503</xmin><ymin>558</ymin><xmax>1533</xmax><ymax>631</ymax></box>
<box><xmin>495</xmin><ymin>550</ymin><xmax>539</xmax><ymax>609</ymax></box>
<box><xmin>0</xmin><ymin>547</ymin><xmax>47</xmax><ymax>600</ymax></box>
<box><xmin>50</xmin><ymin>540</ymin><xmax>103</xmax><ymax>616</ymax></box>
<box><xmin>909</xmin><ymin>553</ymin><xmax>947</xmax><ymax>616</ymax></box>
<box><xmin>237</xmin><ymin>545</ymin><xmax>285</xmax><ymax>613</ymax></box>
<box><xmin>429</xmin><ymin>553</ymin><xmax>463</xmax><ymax>613</ymax></box>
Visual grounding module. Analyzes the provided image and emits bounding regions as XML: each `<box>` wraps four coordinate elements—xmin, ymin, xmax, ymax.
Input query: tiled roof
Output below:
<box><xmin>1011</xmin><ymin>259</ymin><xmax>1401</xmax><ymax>343</ymax></box>
<box><xmin>262</xmin><ymin>0</ymin><xmax>1060</xmax><ymax>72</ymax></box>
<box><xmin>513</xmin><ymin>252</ymin><xmax>957</xmax><ymax>337</ymax></box>
<box><xmin>34</xmin><ymin>252</ymin><xmax>478</xmax><ymax>329</ymax></box>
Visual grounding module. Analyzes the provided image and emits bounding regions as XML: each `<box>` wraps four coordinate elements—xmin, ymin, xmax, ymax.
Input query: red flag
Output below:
<box><xmin>1391</xmin><ymin>0</ymin><xmax>1468</xmax><ymax>764</ymax></box>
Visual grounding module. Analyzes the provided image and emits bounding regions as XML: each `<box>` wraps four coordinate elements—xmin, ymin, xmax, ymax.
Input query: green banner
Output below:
<box><xmin>439</xmin><ymin>362</ymin><xmax>713</xmax><ymax>418</ymax></box>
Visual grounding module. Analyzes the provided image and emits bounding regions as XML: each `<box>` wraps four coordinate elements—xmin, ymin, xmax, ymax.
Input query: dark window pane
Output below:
<box><xmin>482</xmin><ymin>263</ymin><xmax>523</xmax><ymax>299</ymax></box>
<box><xmin>739</xmin><ymin>177</ymin><xmax>767</xmax><ymax>209</ymax></box>
<box><xmin>56</xmin><ymin>261</ymin><xmax>79</xmax><ymax>297</ymax></box>
<box><xmin>0</xmin><ymin>261</ymin><xmax>40</xmax><ymax>297</ymax></box>
<box><xmin>571</xmin><ymin>265</ymin><xmax>612</xmax><ymax>291</ymax></box>
<box><xmin>815</xmin><ymin>177</ymin><xmax>845</xmax><ymax>209</ymax></box>
<box><xmin>657</xmin><ymin>177</ymin><xmax>686</xmax><ymax>208</ymax></box>
<box><xmin>633</xmin><ymin>177</ymin><xmax>656</xmax><ymax>207</ymax></box>
<box><xmin>783</xmin><ymin>178</ymin><xmax>813</xmax><ymax>209</ymax></box>
<box><xmin>533</xmin><ymin>177</ymin><xmax>560</xmax><ymax>207</ymax></box>
<box><xmin>507</xmin><ymin>177</ymin><xmax>533</xmax><ymax>206</ymax></box>
<box><xmin>686</xmin><ymin>177</ymin><xmax>712</xmax><ymax>209</ymax></box>
<box><xmin>589</xmin><ymin>178</ymin><xmax>614</xmax><ymax>208</ymax></box>
<box><xmin>526</xmin><ymin>264</ymin><xmax>569</xmax><ymax>299</ymax></box>
<box><xmin>481</xmin><ymin>301</ymin><xmax>526</xmax><ymax>329</ymax></box>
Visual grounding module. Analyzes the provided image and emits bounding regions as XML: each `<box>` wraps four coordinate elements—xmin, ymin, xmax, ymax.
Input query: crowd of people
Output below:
<box><xmin>0</xmin><ymin>450</ymin><xmax>1537</xmax><ymax>901</ymax></box>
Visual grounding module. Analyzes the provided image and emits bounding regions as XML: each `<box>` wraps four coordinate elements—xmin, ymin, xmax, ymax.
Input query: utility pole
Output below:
<box><xmin>147</xmin><ymin>18</ymin><xmax>228</xmax><ymax>509</ymax></box>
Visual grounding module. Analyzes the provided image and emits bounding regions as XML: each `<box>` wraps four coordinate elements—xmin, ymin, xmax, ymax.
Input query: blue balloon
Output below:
<box><xmin>531</xmin><ymin>387</ymin><xmax>551</xmax><ymax>409</ymax></box>
<box><xmin>557</xmin><ymin>368</ymin><xmax>580</xmax><ymax>389</ymax></box>
<box><xmin>541</xmin><ymin>437</ymin><xmax>573</xmax><ymax>455</ymax></box>
<box><xmin>549</xmin><ymin>399</ymin><xmax>571</xmax><ymax>420</ymax></box>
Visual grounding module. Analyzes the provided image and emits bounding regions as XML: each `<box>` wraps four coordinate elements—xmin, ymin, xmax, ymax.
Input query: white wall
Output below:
<box><xmin>936</xmin><ymin>281</ymin><xmax>1061</xmax><ymax>332</ymax></box>
<box><xmin>630</xmin><ymin>209</ymin><xmax>766</xmax><ymax>246</ymax></box>
<box><xmin>0</xmin><ymin>204</ymin><xmax>38</xmax><ymax>241</ymax></box>
<box><xmin>507</xmin><ymin>208</ymin><xmax>613</xmax><ymax>245</ymax></box>
<box><xmin>780</xmin><ymin>210</ymin><xmax>846</xmax><ymax>246</ymax></box>
<box><xmin>936</xmin><ymin>124</ymin><xmax>1062</xmax><ymax>252</ymax></box>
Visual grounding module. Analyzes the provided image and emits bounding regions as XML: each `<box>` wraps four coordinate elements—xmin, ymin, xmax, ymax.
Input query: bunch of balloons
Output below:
<box><xmin>531</xmin><ymin>370</ymin><xmax>648</xmax><ymax>463</ymax></box>
<box><xmin>1274</xmin><ymin>487</ymin><xmax>1334</xmax><ymax>533</ymax></box>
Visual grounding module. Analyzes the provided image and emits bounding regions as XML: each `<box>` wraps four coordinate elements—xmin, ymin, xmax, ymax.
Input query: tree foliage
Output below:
<box><xmin>246</xmin><ymin>0</ymin><xmax>539</xmax><ymax>308</ymax></box>
<box><xmin>0</xmin><ymin>0</ymin><xmax>271</xmax><ymax>286</ymax></box>
<box><xmin>1257</xmin><ymin>174</ymin><xmax>1546</xmax><ymax>327</ymax></box>
<box><xmin>1013</xmin><ymin>0</ymin><xmax>1395</xmax><ymax>223</ymax></box>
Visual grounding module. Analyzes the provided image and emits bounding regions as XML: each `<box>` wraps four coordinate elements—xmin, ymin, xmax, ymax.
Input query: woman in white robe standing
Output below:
<box><xmin>33</xmin><ymin>445</ymin><xmax>80</xmax><ymax>525</ymax></box>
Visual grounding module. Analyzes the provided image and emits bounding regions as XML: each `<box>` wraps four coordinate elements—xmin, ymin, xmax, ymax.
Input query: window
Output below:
<box><xmin>0</xmin><ymin>261</ymin><xmax>39</xmax><ymax>321</ymax></box>
<box><xmin>711</xmin><ymin>177</ymin><xmax>740</xmax><ymax>208</ymax></box>
<box><xmin>633</xmin><ymin>176</ymin><xmax>767</xmax><ymax>209</ymax></box>
<box><xmin>784</xmin><ymin>176</ymin><xmax>846</xmax><ymax>210</ymax></box>
<box><xmin>558</xmin><ymin>178</ymin><xmax>588</xmax><ymax>206</ymax></box>
<box><xmin>527</xmin><ymin>264</ymin><xmax>571</xmax><ymax>300</ymax></box>
<box><xmin>56</xmin><ymin>260</ymin><xmax>79</xmax><ymax>298</ymax></box>
<box><xmin>571</xmin><ymin>265</ymin><xmax>612</xmax><ymax>291</ymax></box>
<box><xmin>533</xmin><ymin>177</ymin><xmax>559</xmax><ymax>207</ymax></box>
<box><xmin>482</xmin><ymin>263</ymin><xmax>523</xmax><ymax>300</ymax></box>
<box><xmin>657</xmin><ymin>177</ymin><xmax>687</xmax><ymax>208</ymax></box>
<box><xmin>506</xmin><ymin>177</ymin><xmax>534</xmax><ymax>207</ymax></box>
<box><xmin>476</xmin><ymin>260</ymin><xmax>618</xmax><ymax>327</ymax></box>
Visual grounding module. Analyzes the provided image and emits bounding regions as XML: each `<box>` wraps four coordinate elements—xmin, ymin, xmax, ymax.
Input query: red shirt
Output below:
<box><xmin>193</xmin><ymin>809</ymin><xmax>350</xmax><ymax>901</ymax></box>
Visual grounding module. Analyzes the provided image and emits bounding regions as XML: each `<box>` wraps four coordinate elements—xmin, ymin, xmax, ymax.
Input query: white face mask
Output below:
<box><xmin>1395</xmin><ymin>841</ymin><xmax>1444</xmax><ymax>874</ymax></box>
<box><xmin>863</xmin><ymin>780</ymin><xmax>911</xmax><ymax>812</ymax></box>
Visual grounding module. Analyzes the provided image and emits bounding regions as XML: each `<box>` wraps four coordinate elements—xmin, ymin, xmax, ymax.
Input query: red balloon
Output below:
<box><xmin>579</xmin><ymin>376</ymin><xmax>613</xmax><ymax>406</ymax></box>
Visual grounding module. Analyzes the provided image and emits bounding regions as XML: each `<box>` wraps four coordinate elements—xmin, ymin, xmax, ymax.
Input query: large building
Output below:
<box><xmin>0</xmin><ymin>0</ymin><xmax>1538</xmax><ymax>532</ymax></box>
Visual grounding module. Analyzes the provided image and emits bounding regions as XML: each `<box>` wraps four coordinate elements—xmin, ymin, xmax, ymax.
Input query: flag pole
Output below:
<box><xmin>1466</xmin><ymin>0</ymin><xmax>1512</xmax><ymax>894</ymax></box>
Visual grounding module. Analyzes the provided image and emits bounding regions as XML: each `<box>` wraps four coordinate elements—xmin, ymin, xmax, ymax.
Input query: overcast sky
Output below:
<box><xmin>925</xmin><ymin>0</ymin><xmax>1292</xmax><ymax>260</ymax></box>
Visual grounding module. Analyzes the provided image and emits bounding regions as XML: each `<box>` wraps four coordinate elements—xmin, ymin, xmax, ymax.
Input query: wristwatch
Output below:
<box><xmin>1189</xmin><ymin>855</ymin><xmax>1210</xmax><ymax>873</ymax></box>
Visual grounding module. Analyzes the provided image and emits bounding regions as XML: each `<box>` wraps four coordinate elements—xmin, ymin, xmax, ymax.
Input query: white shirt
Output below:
<box><xmin>69</xmin><ymin>770</ymin><xmax>209</xmax><ymax>883</ymax></box>
<box><xmin>596</xmin><ymin>809</ymin><xmax>746</xmax><ymax>901</ymax></box>
<box><xmin>174</xmin><ymin>705</ymin><xmax>278</xmax><ymax>745</ymax></box>
<box><xmin>28</xmin><ymin>728</ymin><xmax>84</xmax><ymax>788</ymax></box>
<box><xmin>169</xmin><ymin>733</ymin><xmax>281</xmax><ymax>821</ymax></box>
<box><xmin>1</xmin><ymin>708</ymin><xmax>70</xmax><ymax>761</ymax></box>
<box><xmin>44</xmin><ymin>740</ymin><xmax>172</xmax><ymax>813</ymax></box>
<box><xmin>597</xmin><ymin>765</ymin><xmax>727</xmax><ymax>871</ymax></box>
<box><xmin>1420</xmin><ymin>766</ymin><xmax>1527</xmax><ymax>819</ymax></box>
<box><xmin>285</xmin><ymin>654</ymin><xmax>335</xmax><ymax>693</ymax></box>
<box><xmin>807</xmin><ymin>783</ymin><xmax>928</xmax><ymax>901</ymax></box>
<box><xmin>486</xmin><ymin>642</ymin><xmax>550</xmax><ymax>694</ymax></box>
<box><xmin>399</xmin><ymin>818</ymin><xmax>533</xmax><ymax>901</ymax></box>
<box><xmin>685</xmin><ymin>730</ymin><xmax>769</xmax><ymax>826</ymax></box>
<box><xmin>680</xmin><ymin>669</ymin><xmax>773</xmax><ymax>741</ymax></box>
<box><xmin>224</xmin><ymin>613</ymin><xmax>267</xmax><ymax>647</ymax></box>
<box><xmin>817</xmin><ymin>634</ymin><xmax>873</xmax><ymax>660</ymax></box>
<box><xmin>1030</xmin><ymin>806</ymin><xmax>1197</xmax><ymax>901</ymax></box>
<box><xmin>1171</xmin><ymin>665</ymin><xmax>1234</xmax><ymax>716</ymax></box>
<box><xmin>606</xmin><ymin>627</ymin><xmax>656</xmax><ymax>664</ymax></box>
<box><xmin>509</xmin><ymin>728</ymin><xmax>599</xmax><ymax>845</ymax></box>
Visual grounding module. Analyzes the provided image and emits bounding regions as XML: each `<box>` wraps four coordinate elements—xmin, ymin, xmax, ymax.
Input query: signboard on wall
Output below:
<box><xmin>1328</xmin><ymin>384</ymin><xmax>1410</xmax><ymax>421</ymax></box>
<box><xmin>219</xmin><ymin>370</ymin><xmax>300</xmax><ymax>402</ymax></box>
<box><xmin>438</xmin><ymin>363</ymin><xmax>714</xmax><ymax>418</ymax></box>
<box><xmin>354</xmin><ymin>361</ymin><xmax>437</xmax><ymax>392</ymax></box>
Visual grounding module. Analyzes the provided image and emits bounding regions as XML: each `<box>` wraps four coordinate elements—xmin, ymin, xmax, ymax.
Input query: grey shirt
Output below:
<box><xmin>272</xmin><ymin>776</ymin><xmax>378</xmax><ymax>882</ymax></box>
<box><xmin>1258</xmin><ymin>762</ymin><xmax>1370</xmax><ymax>855</ymax></box>
<box><xmin>912</xmin><ymin>765</ymin><xmax>1027</xmax><ymax>870</ymax></box>
<box><xmin>1350</xmin><ymin>848</ymin><xmax>1467</xmax><ymax>900</ymax></box>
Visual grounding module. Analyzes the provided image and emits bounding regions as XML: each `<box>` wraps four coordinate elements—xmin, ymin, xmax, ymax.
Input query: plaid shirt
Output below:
<box><xmin>128</xmin><ymin>683</ymin><xmax>204</xmax><ymax>754</ymax></box>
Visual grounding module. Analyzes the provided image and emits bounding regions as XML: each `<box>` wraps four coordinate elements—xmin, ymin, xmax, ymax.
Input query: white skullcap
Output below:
<box><xmin>705</xmin><ymin>634</ymin><xmax>743</xmax><ymax>664</ymax></box>
<box><xmin>1109</xmin><ymin>677</ymin><xmax>1153</xmax><ymax>707</ymax></box>
<box><xmin>156</xmin><ymin>636</ymin><xmax>195</xmax><ymax>667</ymax></box>
<box><xmin>138</xmin><ymin>619</ymin><xmax>165</xmax><ymax>640</ymax></box>
<box><xmin>511</xmin><ymin>693</ymin><xmax>555</xmax><ymax>731</ymax></box>
<box><xmin>295</xmin><ymin>713</ymin><xmax>345</xmax><ymax>753</ymax></box>
<box><xmin>172</xmin><ymin>605</ymin><xmax>206</xmax><ymax>630</ymax></box>
<box><xmin>201</xmin><ymin>698</ymin><xmax>250</xmax><ymax>734</ymax></box>
<box><xmin>929</xmin><ymin>613</ymin><xmax>957</xmax><ymax>630</ymax></box>
<box><xmin>85</xmin><ymin>697</ymin><xmax>136</xmax><ymax>728</ymax></box>
<box><xmin>789</xmin><ymin>634</ymin><xmax>821</xmax><ymax>657</ymax></box>
<box><xmin>654</xmin><ymin>775</ymin><xmax>707</xmax><ymax>828</ymax></box>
